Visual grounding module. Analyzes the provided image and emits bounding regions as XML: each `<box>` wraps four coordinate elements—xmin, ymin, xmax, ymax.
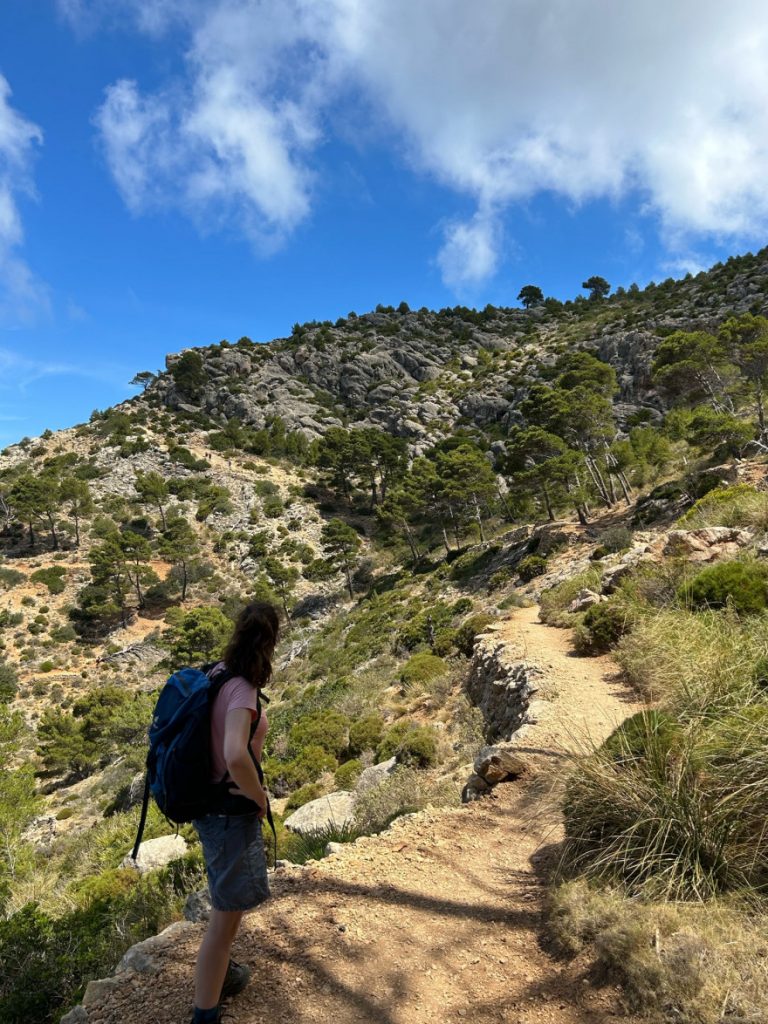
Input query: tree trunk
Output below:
<box><xmin>157</xmin><ymin>502</ymin><xmax>167</xmax><ymax>531</ymax></box>
<box><xmin>403</xmin><ymin>523</ymin><xmax>420</xmax><ymax>567</ymax></box>
<box><xmin>181</xmin><ymin>560</ymin><xmax>188</xmax><ymax>602</ymax></box>
<box><xmin>472</xmin><ymin>495</ymin><xmax>486</xmax><ymax>543</ymax></box>
<box><xmin>73</xmin><ymin>509</ymin><xmax>81</xmax><ymax>547</ymax></box>
<box><xmin>541</xmin><ymin>483</ymin><xmax>555</xmax><ymax>521</ymax></box>
<box><xmin>46</xmin><ymin>511</ymin><xmax>59</xmax><ymax>551</ymax></box>
<box><xmin>440</xmin><ymin>522</ymin><xmax>451</xmax><ymax>555</ymax></box>
<box><xmin>344</xmin><ymin>560</ymin><xmax>354</xmax><ymax>599</ymax></box>
<box><xmin>757</xmin><ymin>380</ymin><xmax>767</xmax><ymax>443</ymax></box>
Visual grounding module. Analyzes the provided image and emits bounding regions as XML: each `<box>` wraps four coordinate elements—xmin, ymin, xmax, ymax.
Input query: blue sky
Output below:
<box><xmin>2</xmin><ymin>1</ymin><xmax>768</xmax><ymax>445</ymax></box>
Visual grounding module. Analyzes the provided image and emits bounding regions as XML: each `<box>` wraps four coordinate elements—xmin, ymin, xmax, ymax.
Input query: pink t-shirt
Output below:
<box><xmin>209</xmin><ymin>669</ymin><xmax>262</xmax><ymax>782</ymax></box>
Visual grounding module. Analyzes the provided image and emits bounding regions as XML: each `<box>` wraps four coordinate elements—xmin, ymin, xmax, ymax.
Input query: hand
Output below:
<box><xmin>228</xmin><ymin>782</ymin><xmax>267</xmax><ymax>820</ymax></box>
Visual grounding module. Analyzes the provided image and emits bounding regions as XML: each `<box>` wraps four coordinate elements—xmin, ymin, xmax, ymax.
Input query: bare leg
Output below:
<box><xmin>194</xmin><ymin>908</ymin><xmax>244</xmax><ymax>1010</ymax></box>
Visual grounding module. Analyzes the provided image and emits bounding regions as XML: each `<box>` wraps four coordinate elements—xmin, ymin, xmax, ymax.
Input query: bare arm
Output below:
<box><xmin>223</xmin><ymin>707</ymin><xmax>268</xmax><ymax>817</ymax></box>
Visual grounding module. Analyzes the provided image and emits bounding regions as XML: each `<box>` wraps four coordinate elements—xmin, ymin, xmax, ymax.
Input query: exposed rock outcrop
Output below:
<box><xmin>283</xmin><ymin>791</ymin><xmax>356</xmax><ymax>835</ymax></box>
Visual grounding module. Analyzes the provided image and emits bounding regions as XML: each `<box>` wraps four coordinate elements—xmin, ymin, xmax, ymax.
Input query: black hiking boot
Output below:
<box><xmin>220</xmin><ymin>959</ymin><xmax>252</xmax><ymax>1000</ymax></box>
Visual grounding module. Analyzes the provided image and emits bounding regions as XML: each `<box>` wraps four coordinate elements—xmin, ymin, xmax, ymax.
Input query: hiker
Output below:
<box><xmin>191</xmin><ymin>601</ymin><xmax>280</xmax><ymax>1024</ymax></box>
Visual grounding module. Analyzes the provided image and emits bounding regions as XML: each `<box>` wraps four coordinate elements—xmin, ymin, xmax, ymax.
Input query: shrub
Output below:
<box><xmin>0</xmin><ymin>661</ymin><xmax>18</xmax><ymax>703</ymax></box>
<box><xmin>348</xmin><ymin>714</ymin><xmax>384</xmax><ymax>756</ymax></box>
<box><xmin>282</xmin><ymin>821</ymin><xmax>361</xmax><ymax>864</ymax></box>
<box><xmin>334</xmin><ymin>759</ymin><xmax>362</xmax><ymax>790</ymax></box>
<box><xmin>678</xmin><ymin>484</ymin><xmax>768</xmax><ymax>530</ymax></box>
<box><xmin>596</xmin><ymin>526</ymin><xmax>633</xmax><ymax>554</ymax></box>
<box><xmin>563</xmin><ymin>706</ymin><xmax>768</xmax><ymax>899</ymax></box>
<box><xmin>679</xmin><ymin>561</ymin><xmax>768</xmax><ymax>616</ymax></box>
<box><xmin>30</xmin><ymin>567</ymin><xmax>67</xmax><ymax>595</ymax></box>
<box><xmin>517</xmin><ymin>555</ymin><xmax>548</xmax><ymax>582</ymax></box>
<box><xmin>0</xmin><ymin>567</ymin><xmax>24</xmax><ymax>590</ymax></box>
<box><xmin>284</xmin><ymin>783</ymin><xmax>323</xmax><ymax>812</ymax></box>
<box><xmin>573</xmin><ymin>603</ymin><xmax>631</xmax><ymax>655</ymax></box>
<box><xmin>400</xmin><ymin>653</ymin><xmax>447</xmax><ymax>691</ymax></box>
<box><xmin>289</xmin><ymin>710</ymin><xmax>350</xmax><ymax>758</ymax></box>
<box><xmin>272</xmin><ymin>745</ymin><xmax>337</xmax><ymax>790</ymax></box>
<box><xmin>539</xmin><ymin>567</ymin><xmax>603</xmax><ymax>627</ymax></box>
<box><xmin>353</xmin><ymin>767</ymin><xmax>459</xmax><ymax>834</ymax></box>
<box><xmin>454</xmin><ymin>614</ymin><xmax>494</xmax><ymax>657</ymax></box>
<box><xmin>377</xmin><ymin>721</ymin><xmax>438</xmax><ymax>768</ymax></box>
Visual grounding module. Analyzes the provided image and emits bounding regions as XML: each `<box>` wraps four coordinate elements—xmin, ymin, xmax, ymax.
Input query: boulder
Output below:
<box><xmin>324</xmin><ymin>841</ymin><xmax>346</xmax><ymax>857</ymax></box>
<box><xmin>284</xmin><ymin>791</ymin><xmax>356</xmax><ymax>835</ymax></box>
<box><xmin>567</xmin><ymin>588</ymin><xmax>605</xmax><ymax>613</ymax></box>
<box><xmin>474</xmin><ymin>743</ymin><xmax>528</xmax><ymax>785</ymax></box>
<box><xmin>355</xmin><ymin>757</ymin><xmax>397</xmax><ymax>793</ymax></box>
<box><xmin>60</xmin><ymin>1007</ymin><xmax>89</xmax><ymax>1024</ymax></box>
<box><xmin>184</xmin><ymin>888</ymin><xmax>212</xmax><ymax>923</ymax></box>
<box><xmin>461</xmin><ymin>774</ymin><xmax>493</xmax><ymax>803</ymax></box>
<box><xmin>663</xmin><ymin>527</ymin><xmax>753</xmax><ymax>562</ymax></box>
<box><xmin>120</xmin><ymin>834</ymin><xmax>188</xmax><ymax>874</ymax></box>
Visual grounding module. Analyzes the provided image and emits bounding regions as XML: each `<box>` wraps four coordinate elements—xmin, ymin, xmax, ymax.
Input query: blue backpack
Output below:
<box><xmin>131</xmin><ymin>663</ymin><xmax>273</xmax><ymax>862</ymax></box>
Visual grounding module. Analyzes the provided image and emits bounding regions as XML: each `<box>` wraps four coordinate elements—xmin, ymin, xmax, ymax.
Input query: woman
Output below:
<box><xmin>191</xmin><ymin>601</ymin><xmax>280</xmax><ymax>1024</ymax></box>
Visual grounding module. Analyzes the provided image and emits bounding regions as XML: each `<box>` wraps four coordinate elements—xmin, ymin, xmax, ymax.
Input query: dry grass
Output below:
<box><xmin>547</xmin><ymin>879</ymin><xmax>768</xmax><ymax>1023</ymax></box>
<box><xmin>615</xmin><ymin>607</ymin><xmax>768</xmax><ymax>716</ymax></box>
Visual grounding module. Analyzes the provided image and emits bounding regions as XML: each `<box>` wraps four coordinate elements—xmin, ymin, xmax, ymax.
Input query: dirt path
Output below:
<box><xmin>86</xmin><ymin>607</ymin><xmax>645</xmax><ymax>1024</ymax></box>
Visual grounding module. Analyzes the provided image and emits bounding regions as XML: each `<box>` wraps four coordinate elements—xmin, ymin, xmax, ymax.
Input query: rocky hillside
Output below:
<box><xmin>153</xmin><ymin>246</ymin><xmax>768</xmax><ymax>445</ymax></box>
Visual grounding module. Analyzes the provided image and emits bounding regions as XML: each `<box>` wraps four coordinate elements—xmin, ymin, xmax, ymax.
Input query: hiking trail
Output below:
<box><xmin>82</xmin><ymin>605</ymin><xmax>645</xmax><ymax>1024</ymax></box>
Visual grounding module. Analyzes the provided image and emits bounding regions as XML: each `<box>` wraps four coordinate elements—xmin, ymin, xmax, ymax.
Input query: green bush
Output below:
<box><xmin>282</xmin><ymin>821</ymin><xmax>361</xmax><ymax>864</ymax></box>
<box><xmin>348</xmin><ymin>714</ymin><xmax>384</xmax><ymax>756</ymax></box>
<box><xmin>0</xmin><ymin>661</ymin><xmax>19</xmax><ymax>703</ymax></box>
<box><xmin>30</xmin><ymin>567</ymin><xmax>67</xmax><ymax>595</ymax></box>
<box><xmin>377</xmin><ymin>721</ymin><xmax>438</xmax><ymax>768</ymax></box>
<box><xmin>289</xmin><ymin>710</ymin><xmax>350</xmax><ymax>758</ymax></box>
<box><xmin>574</xmin><ymin>603</ymin><xmax>631</xmax><ymax>655</ymax></box>
<box><xmin>334</xmin><ymin>759</ymin><xmax>363</xmax><ymax>790</ymax></box>
<box><xmin>596</xmin><ymin>526</ymin><xmax>633</xmax><ymax>554</ymax></box>
<box><xmin>539</xmin><ymin>567</ymin><xmax>603</xmax><ymax>627</ymax></box>
<box><xmin>272</xmin><ymin>745</ymin><xmax>337</xmax><ymax>790</ymax></box>
<box><xmin>0</xmin><ymin>567</ymin><xmax>24</xmax><ymax>590</ymax></box>
<box><xmin>678</xmin><ymin>484</ymin><xmax>768</xmax><ymax>531</ymax></box>
<box><xmin>517</xmin><ymin>554</ymin><xmax>548</xmax><ymax>582</ymax></box>
<box><xmin>284</xmin><ymin>782</ymin><xmax>323</xmax><ymax>812</ymax></box>
<box><xmin>454</xmin><ymin>614</ymin><xmax>494</xmax><ymax>657</ymax></box>
<box><xmin>679</xmin><ymin>561</ymin><xmax>768</xmax><ymax>616</ymax></box>
<box><xmin>400</xmin><ymin>653</ymin><xmax>447</xmax><ymax>691</ymax></box>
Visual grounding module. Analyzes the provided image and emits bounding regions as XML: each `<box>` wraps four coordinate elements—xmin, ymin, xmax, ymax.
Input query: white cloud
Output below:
<box><xmin>0</xmin><ymin>75</ymin><xmax>46</xmax><ymax>324</ymax></box>
<box><xmin>81</xmin><ymin>0</ymin><xmax>768</xmax><ymax>287</ymax></box>
<box><xmin>437</xmin><ymin>210</ymin><xmax>501</xmax><ymax>291</ymax></box>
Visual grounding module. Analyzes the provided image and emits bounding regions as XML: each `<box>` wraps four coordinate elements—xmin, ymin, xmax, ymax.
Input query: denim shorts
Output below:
<box><xmin>193</xmin><ymin>812</ymin><xmax>270</xmax><ymax>912</ymax></box>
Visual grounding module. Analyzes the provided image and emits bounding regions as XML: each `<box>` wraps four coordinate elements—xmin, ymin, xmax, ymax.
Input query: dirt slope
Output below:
<box><xmin>83</xmin><ymin>607</ymin><xmax>645</xmax><ymax>1024</ymax></box>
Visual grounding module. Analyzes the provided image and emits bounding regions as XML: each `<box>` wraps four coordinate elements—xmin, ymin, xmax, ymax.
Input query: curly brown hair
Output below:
<box><xmin>223</xmin><ymin>601</ymin><xmax>280</xmax><ymax>687</ymax></box>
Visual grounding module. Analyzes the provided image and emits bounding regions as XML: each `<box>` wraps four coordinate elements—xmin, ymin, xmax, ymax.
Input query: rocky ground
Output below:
<box><xmin>70</xmin><ymin>606</ymin><xmax>644</xmax><ymax>1024</ymax></box>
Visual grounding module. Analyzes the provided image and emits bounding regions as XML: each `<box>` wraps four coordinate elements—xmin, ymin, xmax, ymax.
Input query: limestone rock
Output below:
<box><xmin>284</xmin><ymin>791</ymin><xmax>356</xmax><ymax>835</ymax></box>
<box><xmin>568</xmin><ymin>588</ymin><xmax>605</xmax><ymax>613</ymax></box>
<box><xmin>184</xmin><ymin>888</ymin><xmax>212</xmax><ymax>923</ymax></box>
<box><xmin>474</xmin><ymin>744</ymin><xmax>529</xmax><ymax>785</ymax></box>
<box><xmin>663</xmin><ymin>527</ymin><xmax>753</xmax><ymax>562</ymax></box>
<box><xmin>120</xmin><ymin>834</ymin><xmax>188</xmax><ymax>874</ymax></box>
<box><xmin>60</xmin><ymin>1007</ymin><xmax>89</xmax><ymax>1024</ymax></box>
<box><xmin>355</xmin><ymin>757</ymin><xmax>397</xmax><ymax>793</ymax></box>
<box><xmin>324</xmin><ymin>841</ymin><xmax>346</xmax><ymax>857</ymax></box>
<box><xmin>461</xmin><ymin>774</ymin><xmax>493</xmax><ymax>803</ymax></box>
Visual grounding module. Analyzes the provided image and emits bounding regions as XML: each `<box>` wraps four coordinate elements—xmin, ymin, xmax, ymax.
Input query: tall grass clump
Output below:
<box><xmin>562</xmin><ymin>709</ymin><xmax>768</xmax><ymax>900</ymax></box>
<box><xmin>677</xmin><ymin>484</ymin><xmax>768</xmax><ymax>530</ymax></box>
<box><xmin>615</xmin><ymin>607</ymin><xmax>768</xmax><ymax>715</ymax></box>
<box><xmin>547</xmin><ymin>880</ymin><xmax>768</xmax><ymax>1022</ymax></box>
